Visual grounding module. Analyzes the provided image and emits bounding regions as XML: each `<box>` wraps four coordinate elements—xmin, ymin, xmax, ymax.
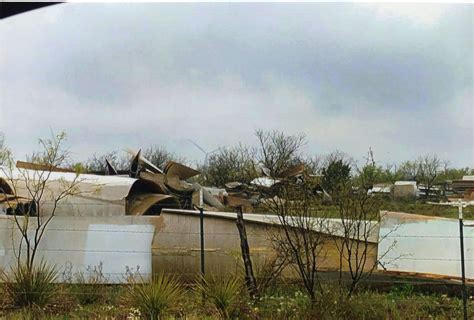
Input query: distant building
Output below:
<box><xmin>392</xmin><ymin>181</ymin><xmax>417</xmax><ymax>199</ymax></box>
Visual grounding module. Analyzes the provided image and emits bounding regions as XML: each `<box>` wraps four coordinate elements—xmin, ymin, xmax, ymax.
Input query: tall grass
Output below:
<box><xmin>195</xmin><ymin>275</ymin><xmax>243</xmax><ymax>319</ymax></box>
<box><xmin>126</xmin><ymin>273</ymin><xmax>184</xmax><ymax>319</ymax></box>
<box><xmin>1</xmin><ymin>261</ymin><xmax>58</xmax><ymax>308</ymax></box>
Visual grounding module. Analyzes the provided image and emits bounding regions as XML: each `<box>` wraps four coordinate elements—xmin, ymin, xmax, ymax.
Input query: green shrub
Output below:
<box><xmin>195</xmin><ymin>275</ymin><xmax>244</xmax><ymax>319</ymax></box>
<box><xmin>126</xmin><ymin>273</ymin><xmax>184</xmax><ymax>319</ymax></box>
<box><xmin>1</xmin><ymin>261</ymin><xmax>58</xmax><ymax>308</ymax></box>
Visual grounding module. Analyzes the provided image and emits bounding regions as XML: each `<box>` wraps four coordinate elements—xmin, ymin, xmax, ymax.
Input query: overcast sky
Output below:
<box><xmin>0</xmin><ymin>3</ymin><xmax>472</xmax><ymax>168</ymax></box>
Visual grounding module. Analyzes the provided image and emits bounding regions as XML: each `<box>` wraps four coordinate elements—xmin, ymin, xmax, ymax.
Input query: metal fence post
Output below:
<box><xmin>458</xmin><ymin>202</ymin><xmax>468</xmax><ymax>320</ymax></box>
<box><xmin>199</xmin><ymin>188</ymin><xmax>205</xmax><ymax>276</ymax></box>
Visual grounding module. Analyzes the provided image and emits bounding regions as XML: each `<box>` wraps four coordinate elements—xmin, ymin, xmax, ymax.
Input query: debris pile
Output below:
<box><xmin>452</xmin><ymin>176</ymin><xmax>474</xmax><ymax>201</ymax></box>
<box><xmin>113</xmin><ymin>152</ymin><xmax>317</xmax><ymax>213</ymax></box>
<box><xmin>125</xmin><ymin>150</ymin><xmax>225</xmax><ymax>212</ymax></box>
<box><xmin>0</xmin><ymin>176</ymin><xmax>37</xmax><ymax>216</ymax></box>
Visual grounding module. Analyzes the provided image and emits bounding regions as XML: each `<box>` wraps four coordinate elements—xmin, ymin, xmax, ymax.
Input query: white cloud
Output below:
<box><xmin>358</xmin><ymin>3</ymin><xmax>449</xmax><ymax>26</ymax></box>
<box><xmin>0</xmin><ymin>3</ymin><xmax>471</xmax><ymax>167</ymax></box>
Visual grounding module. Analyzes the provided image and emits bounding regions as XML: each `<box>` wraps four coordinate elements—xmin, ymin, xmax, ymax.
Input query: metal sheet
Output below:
<box><xmin>377</xmin><ymin>211</ymin><xmax>474</xmax><ymax>280</ymax></box>
<box><xmin>0</xmin><ymin>166</ymin><xmax>138</xmax><ymax>201</ymax></box>
<box><xmin>0</xmin><ymin>215</ymin><xmax>154</xmax><ymax>283</ymax></box>
<box><xmin>162</xmin><ymin>208</ymin><xmax>379</xmax><ymax>243</ymax></box>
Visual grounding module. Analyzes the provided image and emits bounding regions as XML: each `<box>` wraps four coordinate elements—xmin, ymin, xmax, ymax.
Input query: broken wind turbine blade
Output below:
<box><xmin>105</xmin><ymin>159</ymin><xmax>118</xmax><ymax>175</ymax></box>
<box><xmin>129</xmin><ymin>149</ymin><xmax>141</xmax><ymax>178</ymax></box>
<box><xmin>16</xmin><ymin>160</ymin><xmax>75</xmax><ymax>173</ymax></box>
<box><xmin>125</xmin><ymin>148</ymin><xmax>163</xmax><ymax>174</ymax></box>
<box><xmin>163</xmin><ymin>161</ymin><xmax>200</xmax><ymax>180</ymax></box>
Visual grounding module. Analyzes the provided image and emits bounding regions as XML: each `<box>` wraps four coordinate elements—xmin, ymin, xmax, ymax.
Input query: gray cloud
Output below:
<box><xmin>0</xmin><ymin>3</ymin><xmax>472</xmax><ymax>167</ymax></box>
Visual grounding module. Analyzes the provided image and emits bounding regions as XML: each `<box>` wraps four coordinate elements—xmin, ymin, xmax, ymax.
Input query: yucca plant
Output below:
<box><xmin>2</xmin><ymin>260</ymin><xmax>58</xmax><ymax>308</ymax></box>
<box><xmin>195</xmin><ymin>275</ymin><xmax>244</xmax><ymax>319</ymax></box>
<box><xmin>126</xmin><ymin>273</ymin><xmax>185</xmax><ymax>319</ymax></box>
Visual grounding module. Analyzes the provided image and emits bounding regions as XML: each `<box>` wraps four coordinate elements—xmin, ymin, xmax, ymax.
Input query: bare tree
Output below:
<box><xmin>332</xmin><ymin>186</ymin><xmax>382</xmax><ymax>296</ymax></box>
<box><xmin>202</xmin><ymin>144</ymin><xmax>257</xmax><ymax>187</ymax></box>
<box><xmin>143</xmin><ymin>145</ymin><xmax>186</xmax><ymax>170</ymax></box>
<box><xmin>86</xmin><ymin>150</ymin><xmax>130</xmax><ymax>173</ymax></box>
<box><xmin>416</xmin><ymin>154</ymin><xmax>442</xmax><ymax>198</ymax></box>
<box><xmin>0</xmin><ymin>133</ymin><xmax>9</xmax><ymax>166</ymax></box>
<box><xmin>1</xmin><ymin>132</ymin><xmax>83</xmax><ymax>270</ymax></box>
<box><xmin>332</xmin><ymin>154</ymin><xmax>399</xmax><ymax>297</ymax></box>
<box><xmin>262</xmin><ymin>180</ymin><xmax>328</xmax><ymax>302</ymax></box>
<box><xmin>300</xmin><ymin>155</ymin><xmax>322</xmax><ymax>176</ymax></box>
<box><xmin>255</xmin><ymin>129</ymin><xmax>306</xmax><ymax>178</ymax></box>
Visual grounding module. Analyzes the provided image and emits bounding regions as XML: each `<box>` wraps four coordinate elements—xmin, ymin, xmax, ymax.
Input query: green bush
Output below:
<box><xmin>195</xmin><ymin>275</ymin><xmax>244</xmax><ymax>319</ymax></box>
<box><xmin>125</xmin><ymin>273</ymin><xmax>184</xmax><ymax>319</ymax></box>
<box><xmin>1</xmin><ymin>261</ymin><xmax>58</xmax><ymax>308</ymax></box>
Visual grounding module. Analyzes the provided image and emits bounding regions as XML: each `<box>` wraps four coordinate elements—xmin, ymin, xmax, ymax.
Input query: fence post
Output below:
<box><xmin>458</xmin><ymin>202</ymin><xmax>468</xmax><ymax>320</ymax></box>
<box><xmin>235</xmin><ymin>205</ymin><xmax>259</xmax><ymax>298</ymax></box>
<box><xmin>199</xmin><ymin>188</ymin><xmax>205</xmax><ymax>276</ymax></box>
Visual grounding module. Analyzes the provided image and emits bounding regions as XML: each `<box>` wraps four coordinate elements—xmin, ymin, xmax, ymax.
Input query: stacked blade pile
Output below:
<box><xmin>126</xmin><ymin>151</ymin><xmax>225</xmax><ymax>212</ymax></box>
<box><xmin>452</xmin><ymin>176</ymin><xmax>474</xmax><ymax>201</ymax></box>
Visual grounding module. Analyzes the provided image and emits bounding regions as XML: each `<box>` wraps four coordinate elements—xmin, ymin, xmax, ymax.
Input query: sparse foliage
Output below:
<box><xmin>62</xmin><ymin>262</ymin><xmax>109</xmax><ymax>305</ymax></box>
<box><xmin>0</xmin><ymin>132</ymin><xmax>83</xmax><ymax>270</ymax></box>
<box><xmin>255</xmin><ymin>129</ymin><xmax>306</xmax><ymax>178</ymax></box>
<box><xmin>332</xmin><ymin>152</ymin><xmax>397</xmax><ymax>296</ymax></box>
<box><xmin>357</xmin><ymin>148</ymin><xmax>396</xmax><ymax>187</ymax></box>
<box><xmin>333</xmin><ymin>185</ymin><xmax>383</xmax><ymax>296</ymax></box>
<box><xmin>262</xmin><ymin>180</ymin><xmax>329</xmax><ymax>302</ymax></box>
<box><xmin>201</xmin><ymin>144</ymin><xmax>258</xmax><ymax>187</ymax></box>
<box><xmin>143</xmin><ymin>145</ymin><xmax>186</xmax><ymax>170</ymax></box>
<box><xmin>86</xmin><ymin>150</ymin><xmax>130</xmax><ymax>173</ymax></box>
<box><xmin>0</xmin><ymin>133</ymin><xmax>11</xmax><ymax>166</ymax></box>
<box><xmin>416</xmin><ymin>154</ymin><xmax>442</xmax><ymax>198</ymax></box>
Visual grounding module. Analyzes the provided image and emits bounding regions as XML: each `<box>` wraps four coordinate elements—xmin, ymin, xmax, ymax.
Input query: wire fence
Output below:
<box><xmin>0</xmin><ymin>209</ymin><xmax>472</xmax><ymax>290</ymax></box>
<box><xmin>0</xmin><ymin>229</ymin><xmax>472</xmax><ymax>317</ymax></box>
